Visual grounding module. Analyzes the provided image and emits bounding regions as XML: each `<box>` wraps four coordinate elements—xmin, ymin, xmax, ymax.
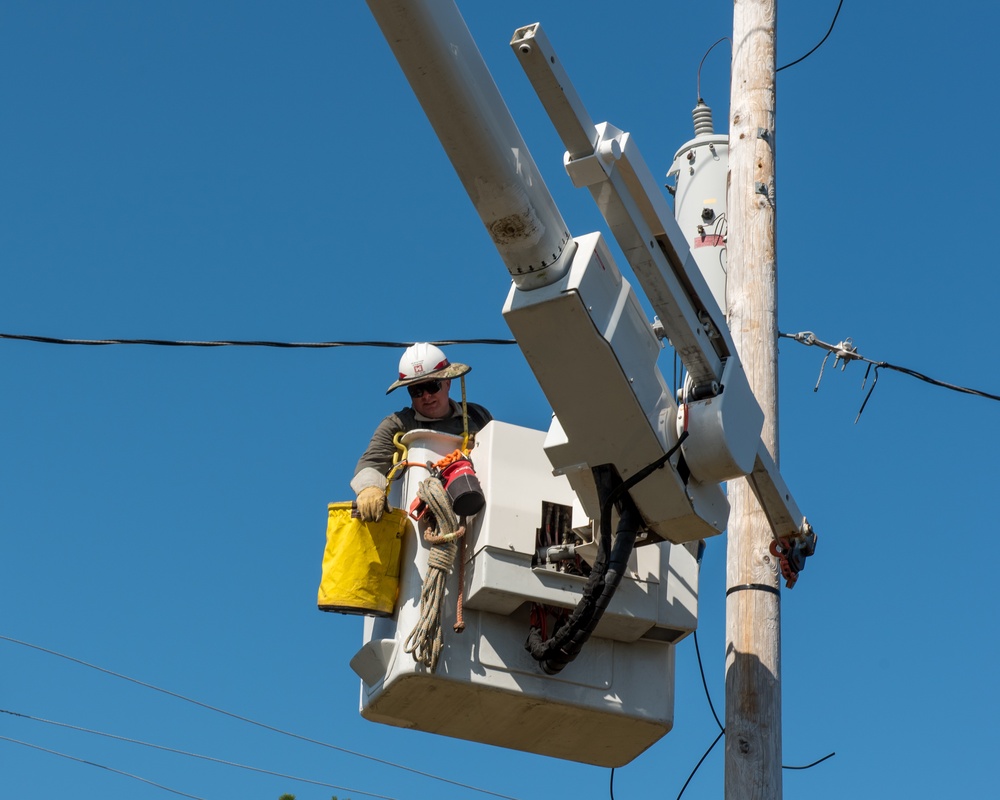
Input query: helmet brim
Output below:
<box><xmin>386</xmin><ymin>362</ymin><xmax>471</xmax><ymax>394</ymax></box>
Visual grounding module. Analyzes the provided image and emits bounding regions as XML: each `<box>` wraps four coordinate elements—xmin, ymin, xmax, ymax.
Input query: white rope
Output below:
<box><xmin>403</xmin><ymin>477</ymin><xmax>463</xmax><ymax>671</ymax></box>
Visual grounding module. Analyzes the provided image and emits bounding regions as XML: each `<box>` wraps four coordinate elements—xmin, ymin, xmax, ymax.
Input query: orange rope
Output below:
<box><xmin>432</xmin><ymin>450</ymin><xmax>467</xmax><ymax>470</ymax></box>
<box><xmin>454</xmin><ymin>531</ymin><xmax>466</xmax><ymax>633</ymax></box>
<box><xmin>400</xmin><ymin>461</ymin><xmax>434</xmax><ymax>471</ymax></box>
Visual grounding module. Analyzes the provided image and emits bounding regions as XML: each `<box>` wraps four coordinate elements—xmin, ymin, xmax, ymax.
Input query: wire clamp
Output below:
<box><xmin>782</xmin><ymin>330</ymin><xmax>861</xmax><ymax>391</ymax></box>
<box><xmin>769</xmin><ymin>521</ymin><xmax>817</xmax><ymax>589</ymax></box>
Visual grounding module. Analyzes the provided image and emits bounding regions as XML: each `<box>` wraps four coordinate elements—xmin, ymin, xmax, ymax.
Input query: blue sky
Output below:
<box><xmin>3</xmin><ymin>2</ymin><xmax>998</xmax><ymax>798</ymax></box>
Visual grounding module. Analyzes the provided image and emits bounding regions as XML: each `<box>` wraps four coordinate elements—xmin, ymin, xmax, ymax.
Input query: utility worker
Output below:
<box><xmin>352</xmin><ymin>343</ymin><xmax>492</xmax><ymax>522</ymax></box>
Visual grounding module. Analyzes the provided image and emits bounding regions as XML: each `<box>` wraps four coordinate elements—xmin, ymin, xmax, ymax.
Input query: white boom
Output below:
<box><xmin>365</xmin><ymin>0</ymin><xmax>574</xmax><ymax>291</ymax></box>
<box><xmin>368</xmin><ymin>0</ymin><xmax>812</xmax><ymax>545</ymax></box>
<box><xmin>510</xmin><ymin>22</ymin><xmax>812</xmax><ymax>543</ymax></box>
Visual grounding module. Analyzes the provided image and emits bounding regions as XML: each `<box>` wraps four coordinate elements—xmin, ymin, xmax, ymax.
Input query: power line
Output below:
<box><xmin>0</xmin><ymin>332</ymin><xmax>516</xmax><ymax>349</ymax></box>
<box><xmin>669</xmin><ymin>630</ymin><xmax>726</xmax><ymax>799</ymax></box>
<box><xmin>693</xmin><ymin>629</ymin><xmax>723</xmax><ymax>732</ymax></box>
<box><xmin>696</xmin><ymin>37</ymin><xmax>731</xmax><ymax>101</ymax></box>
<box><xmin>0</xmin><ymin>709</ymin><xmax>397</xmax><ymax>800</ymax></box>
<box><xmin>777</xmin><ymin>0</ymin><xmax>845</xmax><ymax>72</ymax></box>
<box><xmin>0</xmin><ymin>734</ymin><xmax>208</xmax><ymax>800</ymax></box>
<box><xmin>780</xmin><ymin>330</ymin><xmax>1000</xmax><ymax>421</ymax></box>
<box><xmin>0</xmin><ymin>634</ymin><xmax>522</xmax><ymax>800</ymax></box>
<box><xmin>784</xmin><ymin>752</ymin><xmax>837</xmax><ymax>770</ymax></box>
<box><xmin>676</xmin><ymin>730</ymin><xmax>725</xmax><ymax>800</ymax></box>
<box><xmin>676</xmin><ymin>626</ymin><xmax>838</xmax><ymax>798</ymax></box>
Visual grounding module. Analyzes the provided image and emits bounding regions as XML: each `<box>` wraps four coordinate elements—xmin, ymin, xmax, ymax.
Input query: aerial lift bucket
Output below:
<box><xmin>348</xmin><ymin>422</ymin><xmax>700</xmax><ymax>768</ymax></box>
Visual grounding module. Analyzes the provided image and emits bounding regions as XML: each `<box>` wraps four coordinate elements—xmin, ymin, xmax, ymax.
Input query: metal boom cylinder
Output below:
<box><xmin>367</xmin><ymin>0</ymin><xmax>574</xmax><ymax>288</ymax></box>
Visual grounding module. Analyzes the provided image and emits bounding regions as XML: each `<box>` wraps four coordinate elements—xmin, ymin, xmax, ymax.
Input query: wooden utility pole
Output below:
<box><xmin>725</xmin><ymin>0</ymin><xmax>781</xmax><ymax>798</ymax></box>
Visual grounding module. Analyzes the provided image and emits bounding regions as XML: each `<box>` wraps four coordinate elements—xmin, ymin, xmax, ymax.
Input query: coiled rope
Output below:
<box><xmin>403</xmin><ymin>476</ymin><xmax>466</xmax><ymax>671</ymax></box>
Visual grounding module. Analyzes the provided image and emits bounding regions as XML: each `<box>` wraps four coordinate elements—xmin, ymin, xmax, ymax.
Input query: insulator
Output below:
<box><xmin>692</xmin><ymin>100</ymin><xmax>714</xmax><ymax>137</ymax></box>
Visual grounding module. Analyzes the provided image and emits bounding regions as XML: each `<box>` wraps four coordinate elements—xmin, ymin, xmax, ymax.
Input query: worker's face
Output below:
<box><xmin>408</xmin><ymin>378</ymin><xmax>452</xmax><ymax>419</ymax></box>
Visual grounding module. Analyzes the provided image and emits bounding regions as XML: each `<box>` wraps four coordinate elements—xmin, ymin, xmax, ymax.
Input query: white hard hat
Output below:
<box><xmin>386</xmin><ymin>342</ymin><xmax>471</xmax><ymax>394</ymax></box>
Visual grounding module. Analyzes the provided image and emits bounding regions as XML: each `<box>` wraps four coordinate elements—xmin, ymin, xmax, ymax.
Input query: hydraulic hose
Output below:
<box><xmin>525</xmin><ymin>432</ymin><xmax>690</xmax><ymax>674</ymax></box>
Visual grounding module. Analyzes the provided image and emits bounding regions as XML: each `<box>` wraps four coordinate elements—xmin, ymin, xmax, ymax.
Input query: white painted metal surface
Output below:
<box><xmin>509</xmin><ymin>21</ymin><xmax>809</xmax><ymax>539</ymax></box>
<box><xmin>464</xmin><ymin>421</ymin><xmax>700</xmax><ymax>641</ymax></box>
<box><xmin>366</xmin><ymin>0</ymin><xmax>574</xmax><ymax>289</ymax></box>
<box><xmin>678</xmin><ymin>357</ymin><xmax>765</xmax><ymax>484</ymax></box>
<box><xmin>669</xmin><ymin>104</ymin><xmax>730</xmax><ymax>314</ymax></box>
<box><xmin>512</xmin><ymin>23</ymin><xmax>730</xmax><ymax>386</ymax></box>
<box><xmin>351</xmin><ymin>423</ymin><xmax>697</xmax><ymax>767</ymax></box>
<box><xmin>503</xmin><ymin>232</ymin><xmax>729</xmax><ymax>544</ymax></box>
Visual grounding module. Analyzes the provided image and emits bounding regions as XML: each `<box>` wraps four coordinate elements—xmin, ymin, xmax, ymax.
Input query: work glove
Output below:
<box><xmin>356</xmin><ymin>486</ymin><xmax>386</xmax><ymax>523</ymax></box>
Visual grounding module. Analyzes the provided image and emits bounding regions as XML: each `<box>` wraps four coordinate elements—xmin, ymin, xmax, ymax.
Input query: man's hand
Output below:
<box><xmin>356</xmin><ymin>486</ymin><xmax>386</xmax><ymax>522</ymax></box>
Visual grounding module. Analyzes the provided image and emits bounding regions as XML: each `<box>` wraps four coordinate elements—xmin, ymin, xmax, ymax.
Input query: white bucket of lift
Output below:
<box><xmin>349</xmin><ymin>429</ymin><xmax>466</xmax><ymax>682</ymax></box>
<box><xmin>347</xmin><ymin>421</ymin><xmax>700</xmax><ymax>769</ymax></box>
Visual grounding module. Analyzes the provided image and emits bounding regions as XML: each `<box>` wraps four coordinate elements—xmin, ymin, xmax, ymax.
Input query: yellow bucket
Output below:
<box><xmin>317</xmin><ymin>502</ymin><xmax>409</xmax><ymax>617</ymax></box>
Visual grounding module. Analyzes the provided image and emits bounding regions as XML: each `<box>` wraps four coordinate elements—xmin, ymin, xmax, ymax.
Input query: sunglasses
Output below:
<box><xmin>407</xmin><ymin>379</ymin><xmax>444</xmax><ymax>399</ymax></box>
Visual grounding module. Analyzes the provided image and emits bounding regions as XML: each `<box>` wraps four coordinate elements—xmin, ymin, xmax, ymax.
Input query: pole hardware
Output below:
<box><xmin>769</xmin><ymin>522</ymin><xmax>818</xmax><ymax>589</ymax></box>
<box><xmin>688</xmin><ymin>381</ymin><xmax>721</xmax><ymax>401</ymax></box>
<box><xmin>781</xmin><ymin>331</ymin><xmax>861</xmax><ymax>391</ymax></box>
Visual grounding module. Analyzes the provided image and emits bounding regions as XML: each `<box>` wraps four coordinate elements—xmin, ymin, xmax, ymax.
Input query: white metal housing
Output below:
<box><xmin>351</xmin><ymin>423</ymin><xmax>699</xmax><ymax>767</ymax></box>
<box><xmin>668</xmin><ymin>106</ymin><xmax>730</xmax><ymax>313</ymax></box>
<box><xmin>503</xmin><ymin>231</ymin><xmax>729</xmax><ymax>543</ymax></box>
<box><xmin>678</xmin><ymin>356</ymin><xmax>765</xmax><ymax>484</ymax></box>
<box><xmin>510</xmin><ymin>21</ymin><xmax>810</xmax><ymax>540</ymax></box>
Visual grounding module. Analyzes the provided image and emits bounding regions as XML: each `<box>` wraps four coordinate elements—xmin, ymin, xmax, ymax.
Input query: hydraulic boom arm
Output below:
<box><xmin>366</xmin><ymin>0</ymin><xmax>814</xmax><ymax>560</ymax></box>
<box><xmin>511</xmin><ymin>22</ymin><xmax>813</xmax><ymax>546</ymax></box>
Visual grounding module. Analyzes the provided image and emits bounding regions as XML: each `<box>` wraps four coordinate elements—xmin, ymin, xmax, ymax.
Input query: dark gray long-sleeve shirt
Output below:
<box><xmin>350</xmin><ymin>400</ymin><xmax>492</xmax><ymax>494</ymax></box>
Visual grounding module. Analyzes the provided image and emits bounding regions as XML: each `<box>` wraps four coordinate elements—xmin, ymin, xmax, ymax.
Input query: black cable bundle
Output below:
<box><xmin>524</xmin><ymin>432</ymin><xmax>689</xmax><ymax>674</ymax></box>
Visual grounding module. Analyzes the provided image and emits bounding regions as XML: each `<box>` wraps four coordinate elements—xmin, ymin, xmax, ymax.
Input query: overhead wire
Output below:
<box><xmin>696</xmin><ymin>36</ymin><xmax>731</xmax><ymax>101</ymax></box>
<box><xmin>14</xmin><ymin>325</ymin><xmax>989</xmax><ymax>420</ymax></box>
<box><xmin>784</xmin><ymin>752</ymin><xmax>837</xmax><ymax>770</ymax></box>
<box><xmin>676</xmin><ymin>730</ymin><xmax>726</xmax><ymax>800</ymax></box>
<box><xmin>780</xmin><ymin>330</ymin><xmax>1000</xmax><ymax>421</ymax></box>
<box><xmin>0</xmin><ymin>333</ymin><xmax>516</xmax><ymax>349</ymax></box>
<box><xmin>777</xmin><ymin>0</ymin><xmax>845</xmax><ymax>72</ymax></box>
<box><xmin>674</xmin><ymin>556</ymin><xmax>835</xmax><ymax>798</ymax></box>
<box><xmin>693</xmin><ymin>630</ymin><xmax>723</xmax><ymax>732</ymax></box>
<box><xmin>864</xmin><ymin>360</ymin><xmax>1000</xmax><ymax>402</ymax></box>
<box><xmin>0</xmin><ymin>734</ymin><xmax>208</xmax><ymax>800</ymax></box>
<box><xmin>0</xmin><ymin>634</ymin><xmax>522</xmax><ymax>800</ymax></box>
<box><xmin>679</xmin><ymin>628</ymin><xmax>836</xmax><ymax>798</ymax></box>
<box><xmin>668</xmin><ymin>629</ymin><xmax>726</xmax><ymax>799</ymax></box>
<box><xmin>0</xmin><ymin>709</ymin><xmax>396</xmax><ymax>800</ymax></box>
